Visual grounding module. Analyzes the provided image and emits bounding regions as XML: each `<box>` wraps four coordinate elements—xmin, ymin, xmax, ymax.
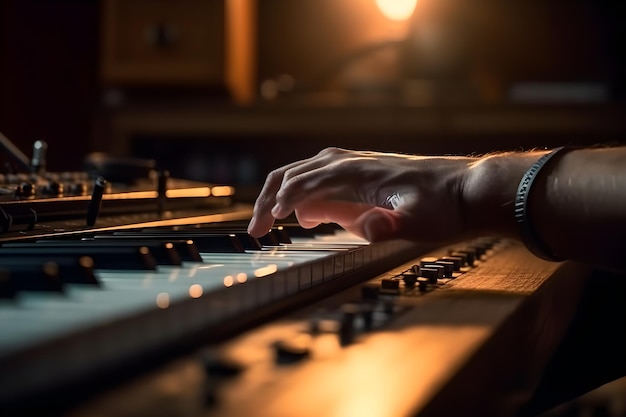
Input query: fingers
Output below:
<box><xmin>248</xmin><ymin>148</ymin><xmax>357</xmax><ymax>237</ymax></box>
<box><xmin>294</xmin><ymin>202</ymin><xmax>410</xmax><ymax>243</ymax></box>
<box><xmin>272</xmin><ymin>156</ymin><xmax>373</xmax><ymax>217</ymax></box>
<box><xmin>294</xmin><ymin>200</ymin><xmax>375</xmax><ymax>230</ymax></box>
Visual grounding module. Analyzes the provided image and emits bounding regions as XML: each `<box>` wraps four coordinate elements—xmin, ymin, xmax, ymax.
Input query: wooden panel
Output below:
<box><xmin>100</xmin><ymin>0</ymin><xmax>226</xmax><ymax>86</ymax></box>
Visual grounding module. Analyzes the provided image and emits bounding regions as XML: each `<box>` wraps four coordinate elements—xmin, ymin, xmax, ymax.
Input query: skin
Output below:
<box><xmin>247</xmin><ymin>145</ymin><xmax>626</xmax><ymax>412</ymax></box>
<box><xmin>247</xmin><ymin>146</ymin><xmax>626</xmax><ymax>271</ymax></box>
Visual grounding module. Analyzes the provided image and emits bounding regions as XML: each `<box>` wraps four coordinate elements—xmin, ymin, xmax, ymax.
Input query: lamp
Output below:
<box><xmin>375</xmin><ymin>0</ymin><xmax>418</xmax><ymax>21</ymax></box>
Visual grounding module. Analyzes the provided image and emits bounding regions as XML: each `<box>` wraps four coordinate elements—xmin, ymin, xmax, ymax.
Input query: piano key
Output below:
<box><xmin>0</xmin><ymin>270</ymin><xmax>16</xmax><ymax>298</ymax></box>
<box><xmin>0</xmin><ymin>246</ymin><xmax>158</xmax><ymax>270</ymax></box>
<box><xmin>110</xmin><ymin>232</ymin><xmax>245</xmax><ymax>253</ymax></box>
<box><xmin>104</xmin><ymin>230</ymin><xmax>261</xmax><ymax>251</ymax></box>
<box><xmin>86</xmin><ymin>238</ymin><xmax>203</xmax><ymax>262</ymax></box>
<box><xmin>90</xmin><ymin>238</ymin><xmax>204</xmax><ymax>262</ymax></box>
<box><xmin>0</xmin><ymin>220</ymin><xmax>422</xmax><ymax>410</ymax></box>
<box><xmin>0</xmin><ymin>249</ymin><xmax>336</xmax><ymax>355</ymax></box>
<box><xmin>0</xmin><ymin>262</ymin><xmax>64</xmax><ymax>292</ymax></box>
<box><xmin>4</xmin><ymin>240</ymin><xmax>182</xmax><ymax>266</ymax></box>
<box><xmin>0</xmin><ymin>256</ymin><xmax>99</xmax><ymax>286</ymax></box>
<box><xmin>136</xmin><ymin>225</ymin><xmax>289</xmax><ymax>246</ymax></box>
<box><xmin>2</xmin><ymin>242</ymin><xmax>342</xmax><ymax>353</ymax></box>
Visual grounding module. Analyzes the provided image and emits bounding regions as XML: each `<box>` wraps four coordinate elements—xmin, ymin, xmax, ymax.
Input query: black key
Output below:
<box><xmin>138</xmin><ymin>226</ymin><xmax>266</xmax><ymax>250</ymax></box>
<box><xmin>271</xmin><ymin>226</ymin><xmax>292</xmax><ymax>244</ymax></box>
<box><xmin>0</xmin><ymin>262</ymin><xmax>64</xmax><ymax>292</ymax></box>
<box><xmin>110</xmin><ymin>232</ymin><xmax>245</xmax><ymax>253</ymax></box>
<box><xmin>257</xmin><ymin>229</ymin><xmax>280</xmax><ymax>246</ymax></box>
<box><xmin>0</xmin><ymin>256</ymin><xmax>99</xmax><ymax>286</ymax></box>
<box><xmin>91</xmin><ymin>237</ymin><xmax>202</xmax><ymax>262</ymax></box>
<box><xmin>10</xmin><ymin>240</ymin><xmax>183</xmax><ymax>266</ymax></box>
<box><xmin>0</xmin><ymin>247</ymin><xmax>157</xmax><ymax>270</ymax></box>
<box><xmin>153</xmin><ymin>224</ymin><xmax>293</xmax><ymax>245</ymax></box>
<box><xmin>0</xmin><ymin>269</ymin><xmax>16</xmax><ymax>298</ymax></box>
<box><xmin>277</xmin><ymin>223</ymin><xmax>339</xmax><ymax>238</ymax></box>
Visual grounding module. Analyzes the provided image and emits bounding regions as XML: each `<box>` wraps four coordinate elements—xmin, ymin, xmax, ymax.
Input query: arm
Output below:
<box><xmin>248</xmin><ymin>146</ymin><xmax>626</xmax><ymax>271</ymax></box>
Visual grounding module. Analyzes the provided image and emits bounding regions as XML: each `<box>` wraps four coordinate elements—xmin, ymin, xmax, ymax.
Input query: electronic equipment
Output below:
<box><xmin>0</xmin><ymin>133</ymin><xmax>614</xmax><ymax>417</ymax></box>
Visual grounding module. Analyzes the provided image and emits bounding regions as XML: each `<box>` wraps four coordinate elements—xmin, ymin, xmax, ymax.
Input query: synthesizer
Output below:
<box><xmin>0</xmin><ymin>208</ymin><xmax>598</xmax><ymax>417</ymax></box>
<box><xmin>0</xmin><ymin>135</ymin><xmax>612</xmax><ymax>417</ymax></box>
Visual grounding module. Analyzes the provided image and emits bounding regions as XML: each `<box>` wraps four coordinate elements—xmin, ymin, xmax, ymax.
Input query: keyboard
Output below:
<box><xmin>0</xmin><ymin>212</ymin><xmax>433</xmax><ymax>414</ymax></box>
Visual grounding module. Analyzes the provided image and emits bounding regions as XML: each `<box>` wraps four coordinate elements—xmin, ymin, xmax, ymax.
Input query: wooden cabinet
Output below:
<box><xmin>100</xmin><ymin>0</ymin><xmax>256</xmax><ymax>103</ymax></box>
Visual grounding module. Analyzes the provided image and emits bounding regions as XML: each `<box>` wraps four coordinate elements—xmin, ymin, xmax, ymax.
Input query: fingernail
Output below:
<box><xmin>246</xmin><ymin>218</ymin><xmax>254</xmax><ymax>231</ymax></box>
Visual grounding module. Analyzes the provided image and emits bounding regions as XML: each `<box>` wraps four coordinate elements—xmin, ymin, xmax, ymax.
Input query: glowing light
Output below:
<box><xmin>79</xmin><ymin>256</ymin><xmax>94</xmax><ymax>268</ymax></box>
<box><xmin>166</xmin><ymin>187</ymin><xmax>211</xmax><ymax>198</ymax></box>
<box><xmin>211</xmin><ymin>186</ymin><xmax>235</xmax><ymax>197</ymax></box>
<box><xmin>236</xmin><ymin>272</ymin><xmax>248</xmax><ymax>283</ymax></box>
<box><xmin>254</xmin><ymin>264</ymin><xmax>278</xmax><ymax>277</ymax></box>
<box><xmin>189</xmin><ymin>284</ymin><xmax>203</xmax><ymax>298</ymax></box>
<box><xmin>223</xmin><ymin>275</ymin><xmax>235</xmax><ymax>287</ymax></box>
<box><xmin>375</xmin><ymin>0</ymin><xmax>417</xmax><ymax>21</ymax></box>
<box><xmin>156</xmin><ymin>292</ymin><xmax>170</xmax><ymax>309</ymax></box>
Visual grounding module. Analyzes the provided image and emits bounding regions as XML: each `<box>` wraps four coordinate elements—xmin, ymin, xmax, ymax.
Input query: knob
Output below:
<box><xmin>419</xmin><ymin>256</ymin><xmax>439</xmax><ymax>268</ymax></box>
<box><xmin>42</xmin><ymin>181</ymin><xmax>63</xmax><ymax>196</ymax></box>
<box><xmin>202</xmin><ymin>353</ymin><xmax>243</xmax><ymax>378</ymax></box>
<box><xmin>380</xmin><ymin>278</ymin><xmax>400</xmax><ymax>291</ymax></box>
<box><xmin>451</xmin><ymin>249</ymin><xmax>475</xmax><ymax>266</ymax></box>
<box><xmin>274</xmin><ymin>334</ymin><xmax>312</xmax><ymax>364</ymax></box>
<box><xmin>417</xmin><ymin>277</ymin><xmax>429</xmax><ymax>292</ymax></box>
<box><xmin>420</xmin><ymin>267</ymin><xmax>441</xmax><ymax>284</ymax></box>
<box><xmin>434</xmin><ymin>260</ymin><xmax>455</xmax><ymax>277</ymax></box>
<box><xmin>440</xmin><ymin>256</ymin><xmax>463</xmax><ymax>271</ymax></box>
<box><xmin>422</xmin><ymin>264</ymin><xmax>444</xmax><ymax>279</ymax></box>
<box><xmin>402</xmin><ymin>271</ymin><xmax>419</xmax><ymax>287</ymax></box>
<box><xmin>361</xmin><ymin>282</ymin><xmax>379</xmax><ymax>299</ymax></box>
<box><xmin>66</xmin><ymin>181</ymin><xmax>87</xmax><ymax>195</ymax></box>
<box><xmin>15</xmin><ymin>182</ymin><xmax>35</xmax><ymax>197</ymax></box>
<box><xmin>339</xmin><ymin>304</ymin><xmax>360</xmax><ymax>346</ymax></box>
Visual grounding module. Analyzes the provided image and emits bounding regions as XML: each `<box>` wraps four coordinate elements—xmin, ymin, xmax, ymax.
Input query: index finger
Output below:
<box><xmin>247</xmin><ymin>157</ymin><xmax>316</xmax><ymax>237</ymax></box>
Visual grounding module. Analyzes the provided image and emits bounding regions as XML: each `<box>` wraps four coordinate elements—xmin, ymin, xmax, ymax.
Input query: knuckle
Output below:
<box><xmin>318</xmin><ymin>146</ymin><xmax>344</xmax><ymax>157</ymax></box>
<box><xmin>266</xmin><ymin>169</ymin><xmax>283</xmax><ymax>183</ymax></box>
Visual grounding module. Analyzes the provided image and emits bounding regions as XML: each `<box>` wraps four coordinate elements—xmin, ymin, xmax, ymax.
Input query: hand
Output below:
<box><xmin>247</xmin><ymin>147</ymin><xmax>478</xmax><ymax>243</ymax></box>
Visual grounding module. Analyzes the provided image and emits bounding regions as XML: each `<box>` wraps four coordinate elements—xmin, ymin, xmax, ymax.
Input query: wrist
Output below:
<box><xmin>462</xmin><ymin>150</ymin><xmax>550</xmax><ymax>238</ymax></box>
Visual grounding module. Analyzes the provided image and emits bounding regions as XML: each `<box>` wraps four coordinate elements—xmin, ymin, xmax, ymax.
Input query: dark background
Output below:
<box><xmin>1</xmin><ymin>0</ymin><xmax>624</xmax><ymax>193</ymax></box>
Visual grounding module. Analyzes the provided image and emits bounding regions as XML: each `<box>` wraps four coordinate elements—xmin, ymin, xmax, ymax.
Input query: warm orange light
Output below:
<box><xmin>211</xmin><ymin>186</ymin><xmax>235</xmax><ymax>197</ymax></box>
<box><xmin>254</xmin><ymin>264</ymin><xmax>278</xmax><ymax>278</ymax></box>
<box><xmin>375</xmin><ymin>0</ymin><xmax>417</xmax><ymax>21</ymax></box>
<box><xmin>189</xmin><ymin>284</ymin><xmax>203</xmax><ymax>298</ymax></box>
<box><xmin>156</xmin><ymin>292</ymin><xmax>170</xmax><ymax>309</ymax></box>
<box><xmin>223</xmin><ymin>275</ymin><xmax>235</xmax><ymax>287</ymax></box>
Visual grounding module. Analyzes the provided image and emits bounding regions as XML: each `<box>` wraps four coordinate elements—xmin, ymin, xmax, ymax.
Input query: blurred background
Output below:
<box><xmin>0</xmin><ymin>0</ymin><xmax>625</xmax><ymax>201</ymax></box>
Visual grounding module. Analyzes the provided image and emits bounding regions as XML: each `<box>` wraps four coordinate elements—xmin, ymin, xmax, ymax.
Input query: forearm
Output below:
<box><xmin>465</xmin><ymin>147</ymin><xmax>626</xmax><ymax>271</ymax></box>
<box><xmin>531</xmin><ymin>148</ymin><xmax>626</xmax><ymax>270</ymax></box>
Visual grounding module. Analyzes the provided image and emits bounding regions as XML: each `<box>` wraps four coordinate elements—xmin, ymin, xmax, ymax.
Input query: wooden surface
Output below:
<box><xmin>65</xmin><ymin>241</ymin><xmax>596</xmax><ymax>417</ymax></box>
